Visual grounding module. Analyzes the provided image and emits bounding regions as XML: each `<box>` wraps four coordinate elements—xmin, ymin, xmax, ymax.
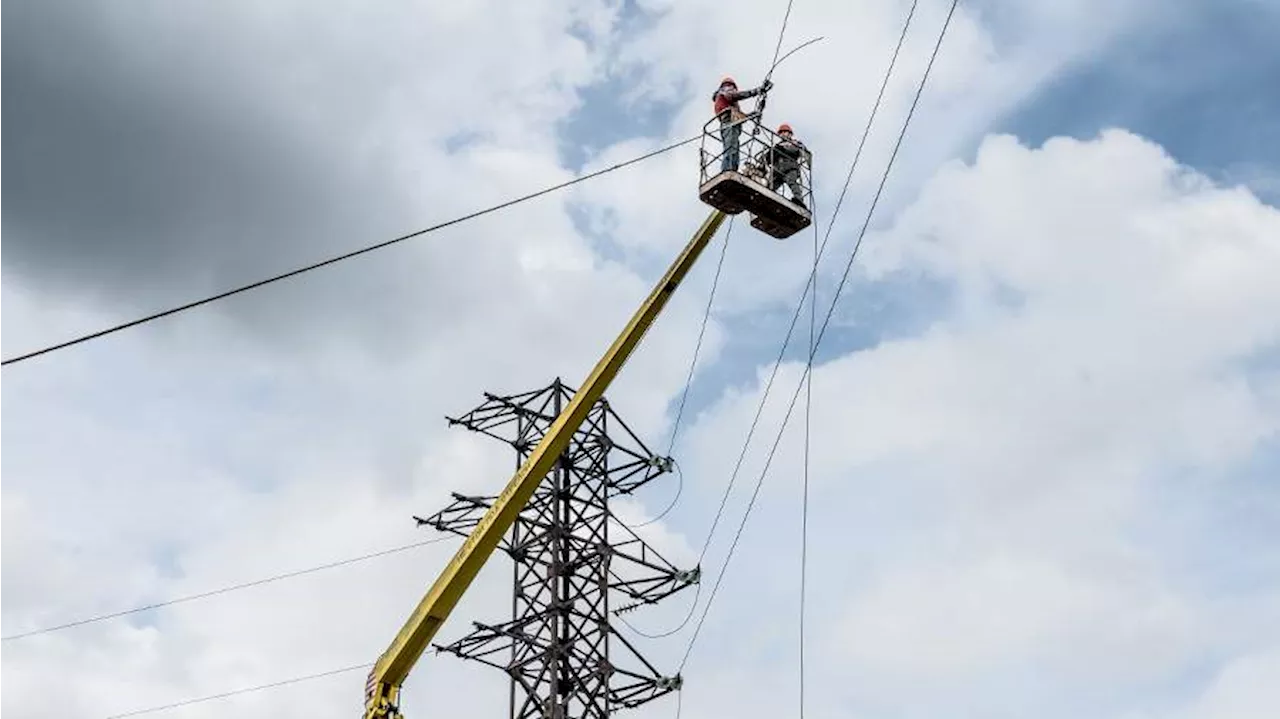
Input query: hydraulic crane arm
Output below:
<box><xmin>364</xmin><ymin>208</ymin><xmax>728</xmax><ymax>718</ymax></box>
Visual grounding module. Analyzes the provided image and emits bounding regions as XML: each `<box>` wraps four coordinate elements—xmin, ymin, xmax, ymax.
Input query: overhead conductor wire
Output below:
<box><xmin>622</xmin><ymin>216</ymin><xmax>735</xmax><ymax>532</ymax></box>
<box><xmin>615</xmin><ymin>220</ymin><xmax>736</xmax><ymax>640</ymax></box>
<box><xmin>767</xmin><ymin>0</ymin><xmax>798</xmax><ymax>78</ymax></box>
<box><xmin>1</xmin><ymin>135</ymin><xmax>701</xmax><ymax>368</ymax></box>
<box><xmin>2</xmin><ymin>536</ymin><xmax>456</xmax><ymax>642</ymax></box>
<box><xmin>800</xmin><ymin>150</ymin><xmax>818</xmax><ymax>719</ymax></box>
<box><xmin>102</xmin><ymin>664</ymin><xmax>373</xmax><ymax>719</ymax></box>
<box><xmin>69</xmin><ymin>1</ymin><xmax>957</xmax><ymax>714</ymax></box>
<box><xmin>679</xmin><ymin>0</ymin><xmax>959</xmax><ymax>675</ymax></box>
<box><xmin>663</xmin><ymin>1</ymin><xmax>797</xmax><ymax>713</ymax></box>
<box><xmin>691</xmin><ymin>0</ymin><xmax>921</xmax><ymax>582</ymax></box>
<box><xmin>619</xmin><ymin>14</ymin><xmax>823</xmax><ymax>645</ymax></box>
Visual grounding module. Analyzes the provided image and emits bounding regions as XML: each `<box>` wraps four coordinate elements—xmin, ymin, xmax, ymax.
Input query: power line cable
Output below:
<box><xmin>103</xmin><ymin>663</ymin><xmax>371</xmax><ymax>719</ymax></box>
<box><xmin>679</xmin><ymin>0</ymin><xmax>959</xmax><ymax>673</ymax></box>
<box><xmin>39</xmin><ymin>3</ymin><xmax>959</xmax><ymax>716</ymax></box>
<box><xmin>799</xmin><ymin>171</ymin><xmax>818</xmax><ymax>719</ymax></box>
<box><xmin>618</xmin><ymin>219</ymin><xmax>733</xmax><ymax>532</ymax></box>
<box><xmin>621</xmin><ymin>461</ymin><xmax>684</xmax><ymax>530</ymax></box>
<box><xmin>613</xmin><ymin>466</ymin><xmax>701</xmax><ymax>638</ymax></box>
<box><xmin>770</xmin><ymin>36</ymin><xmax>825</xmax><ymax>76</ymax></box>
<box><xmin>632</xmin><ymin>0</ymin><xmax>798</xmax><ymax>555</ymax></box>
<box><xmin>1</xmin><ymin>135</ymin><xmax>700</xmax><ymax>368</ymax></box>
<box><xmin>664</xmin><ymin>221</ymin><xmax>732</xmax><ymax>462</ymax></box>
<box><xmin>766</xmin><ymin>0</ymin><xmax>799</xmax><ymax>80</ymax></box>
<box><xmin>2</xmin><ymin>536</ymin><xmax>455</xmax><ymax>641</ymax></box>
<box><xmin>672</xmin><ymin>6</ymin><xmax>803</xmax><ymax>710</ymax></box>
<box><xmin>691</xmin><ymin>0</ymin><xmax>921</xmax><ymax>572</ymax></box>
<box><xmin>615</xmin><ymin>583</ymin><xmax>702</xmax><ymax>640</ymax></box>
<box><xmin>80</xmin><ymin>4</ymin><xmax>951</xmax><ymax>712</ymax></box>
<box><xmin>745</xmin><ymin>0</ymin><xmax>799</xmax><ymax>157</ymax></box>
<box><xmin>613</xmin><ymin>226</ymin><xmax>728</xmax><ymax>634</ymax></box>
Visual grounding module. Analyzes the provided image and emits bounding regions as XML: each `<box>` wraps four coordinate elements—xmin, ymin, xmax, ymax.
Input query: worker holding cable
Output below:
<box><xmin>712</xmin><ymin>76</ymin><xmax>772</xmax><ymax>173</ymax></box>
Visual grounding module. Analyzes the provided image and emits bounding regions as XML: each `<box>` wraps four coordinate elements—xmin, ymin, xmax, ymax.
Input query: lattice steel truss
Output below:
<box><xmin>416</xmin><ymin>379</ymin><xmax>698</xmax><ymax>719</ymax></box>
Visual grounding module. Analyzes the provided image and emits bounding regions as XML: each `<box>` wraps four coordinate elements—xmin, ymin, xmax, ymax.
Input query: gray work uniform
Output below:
<box><xmin>767</xmin><ymin>138</ymin><xmax>808</xmax><ymax>207</ymax></box>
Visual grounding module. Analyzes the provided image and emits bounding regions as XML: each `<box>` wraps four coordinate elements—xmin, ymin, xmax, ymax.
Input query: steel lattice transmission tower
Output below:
<box><xmin>416</xmin><ymin>379</ymin><xmax>699</xmax><ymax>719</ymax></box>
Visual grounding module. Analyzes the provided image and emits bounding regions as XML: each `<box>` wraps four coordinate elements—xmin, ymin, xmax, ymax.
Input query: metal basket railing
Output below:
<box><xmin>699</xmin><ymin>113</ymin><xmax>813</xmax><ymax>210</ymax></box>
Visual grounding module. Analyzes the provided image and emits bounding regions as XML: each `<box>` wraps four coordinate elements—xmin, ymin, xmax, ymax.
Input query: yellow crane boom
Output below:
<box><xmin>364</xmin><ymin>208</ymin><xmax>728</xmax><ymax>718</ymax></box>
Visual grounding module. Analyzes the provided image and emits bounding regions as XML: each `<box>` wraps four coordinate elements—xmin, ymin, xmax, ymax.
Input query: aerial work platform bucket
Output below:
<box><xmin>699</xmin><ymin>170</ymin><xmax>811</xmax><ymax>238</ymax></box>
<box><xmin>697</xmin><ymin>114</ymin><xmax>813</xmax><ymax>240</ymax></box>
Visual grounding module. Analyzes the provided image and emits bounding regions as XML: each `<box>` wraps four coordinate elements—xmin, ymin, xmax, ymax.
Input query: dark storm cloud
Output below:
<box><xmin>2</xmin><ymin>0</ymin><xmax>417</xmax><ymax>314</ymax></box>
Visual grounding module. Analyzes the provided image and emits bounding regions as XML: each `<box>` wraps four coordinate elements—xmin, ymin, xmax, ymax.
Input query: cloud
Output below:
<box><xmin>569</xmin><ymin>0</ymin><xmax>1165</xmax><ymax>313</ymax></box>
<box><xmin>1181</xmin><ymin>649</ymin><xmax>1280</xmax><ymax>719</ymax></box>
<box><xmin>4</xmin><ymin>3</ymin><xmax>1278</xmax><ymax>719</ymax></box>
<box><xmin>1</xmin><ymin>2</ymin><xmax>711</xmax><ymax>716</ymax></box>
<box><xmin>1</xmin><ymin>0</ymin><xmax>614</xmax><ymax>357</ymax></box>
<box><xmin>676</xmin><ymin>128</ymin><xmax>1280</xmax><ymax>718</ymax></box>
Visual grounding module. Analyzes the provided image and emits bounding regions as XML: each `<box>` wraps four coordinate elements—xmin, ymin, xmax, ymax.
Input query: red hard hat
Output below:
<box><xmin>720</xmin><ymin>76</ymin><xmax>737</xmax><ymax>87</ymax></box>
<box><xmin>778</xmin><ymin>123</ymin><xmax>793</xmax><ymax>134</ymax></box>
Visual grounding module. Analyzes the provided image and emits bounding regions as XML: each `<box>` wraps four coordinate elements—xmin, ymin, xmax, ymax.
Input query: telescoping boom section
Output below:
<box><xmin>363</xmin><ymin>209</ymin><xmax>728</xmax><ymax>719</ymax></box>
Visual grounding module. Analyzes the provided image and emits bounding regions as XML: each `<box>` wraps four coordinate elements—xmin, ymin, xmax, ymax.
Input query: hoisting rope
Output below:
<box><xmin>677</xmin><ymin>0</ymin><xmax>955</xmax><ymax>683</ymax></box>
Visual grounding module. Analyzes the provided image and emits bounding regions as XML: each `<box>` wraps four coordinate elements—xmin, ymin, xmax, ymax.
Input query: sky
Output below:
<box><xmin>3</xmin><ymin>0</ymin><xmax>1279</xmax><ymax>718</ymax></box>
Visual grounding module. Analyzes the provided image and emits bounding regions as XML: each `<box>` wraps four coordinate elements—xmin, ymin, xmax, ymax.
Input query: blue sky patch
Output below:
<box><xmin>998</xmin><ymin>0</ymin><xmax>1280</xmax><ymax>203</ymax></box>
<box><xmin>557</xmin><ymin>3</ymin><xmax>685</xmax><ymax>170</ymax></box>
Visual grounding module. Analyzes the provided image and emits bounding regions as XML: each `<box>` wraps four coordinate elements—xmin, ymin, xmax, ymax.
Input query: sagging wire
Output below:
<box><xmin>688</xmin><ymin>0</ymin><xmax>923</xmax><ymax>576</ymax></box>
<box><xmin>798</xmin><ymin>166</ymin><xmax>820</xmax><ymax>719</ymax></box>
<box><xmin>2</xmin><ymin>535</ymin><xmax>457</xmax><ymax>642</ymax></box>
<box><xmin>616</xmin><ymin>219</ymin><xmax>733</xmax><ymax>532</ymax></box>
<box><xmin>2</xmin><ymin>135</ymin><xmax>703</xmax><ymax>367</ymax></box>
<box><xmin>680</xmin><ymin>0</ymin><xmax>962</xmax><ymax>675</ymax></box>
<box><xmin>102</xmin><ymin>664</ymin><xmax>371</xmax><ymax>718</ymax></box>
<box><xmin>676</xmin><ymin>0</ymin><xmax>961</xmax><ymax>677</ymax></box>
<box><xmin>615</xmin><ymin>583</ymin><xmax>703</xmax><ymax>640</ymax></box>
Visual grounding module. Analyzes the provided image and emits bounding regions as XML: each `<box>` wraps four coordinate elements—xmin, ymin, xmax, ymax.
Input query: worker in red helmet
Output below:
<box><xmin>712</xmin><ymin>76</ymin><xmax>772</xmax><ymax>173</ymax></box>
<box><xmin>764</xmin><ymin>123</ymin><xmax>809</xmax><ymax>208</ymax></box>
